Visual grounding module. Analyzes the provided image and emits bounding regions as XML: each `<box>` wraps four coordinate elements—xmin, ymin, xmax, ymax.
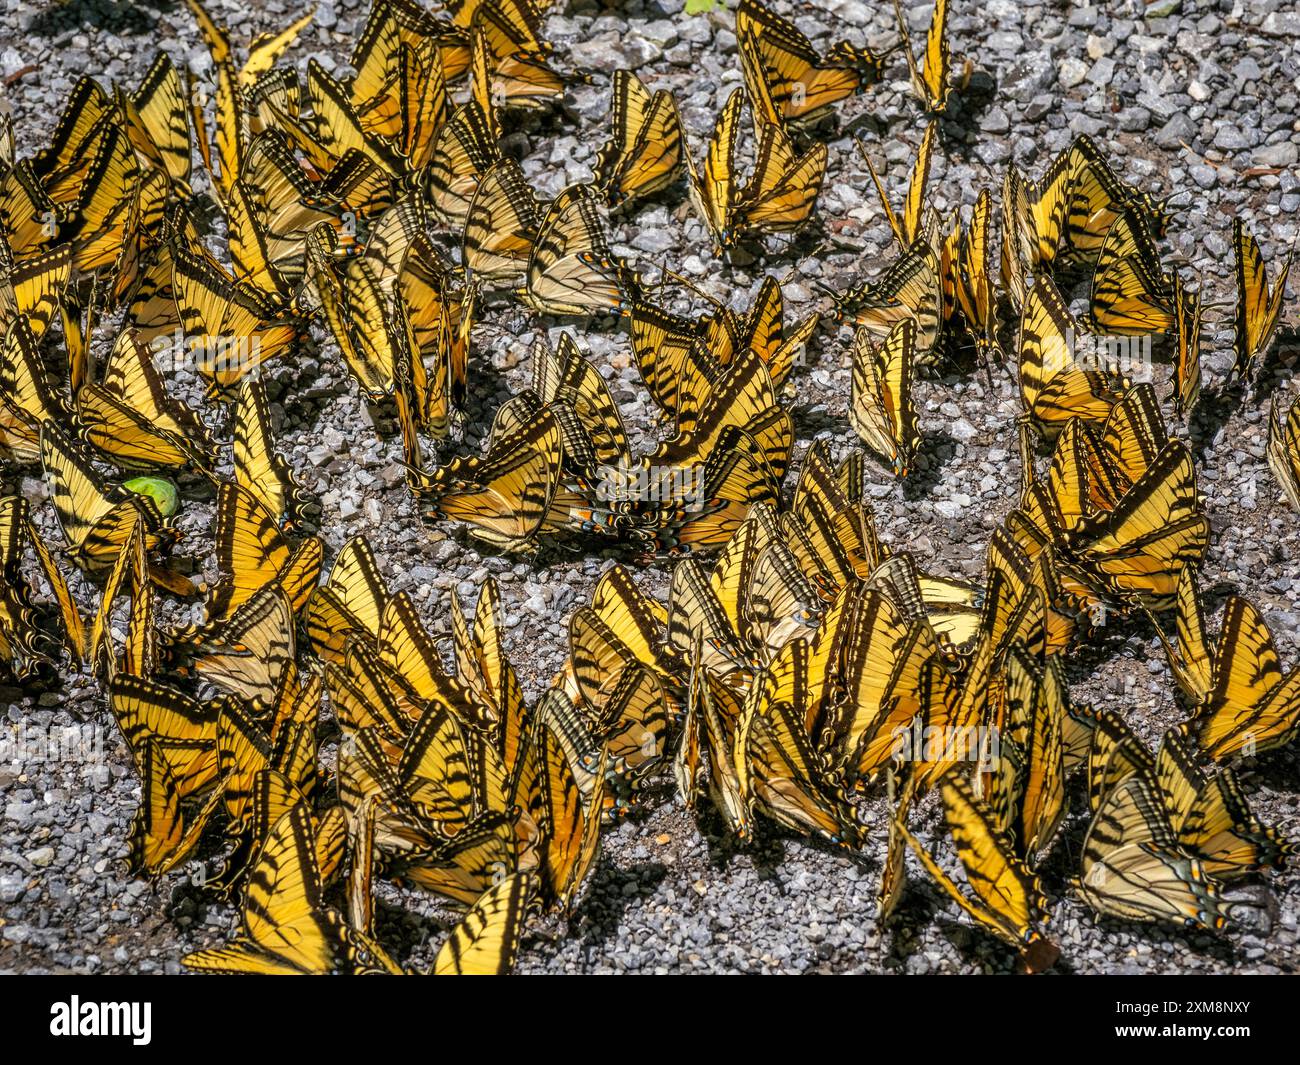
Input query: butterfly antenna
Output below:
<box><xmin>664</xmin><ymin>269</ymin><xmax>726</xmax><ymax>312</ymax></box>
<box><xmin>777</xmin><ymin>242</ymin><xmax>827</xmax><ymax>287</ymax></box>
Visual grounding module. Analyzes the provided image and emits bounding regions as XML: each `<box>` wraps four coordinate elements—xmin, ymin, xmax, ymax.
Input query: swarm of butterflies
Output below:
<box><xmin>0</xmin><ymin>0</ymin><xmax>1297</xmax><ymax>974</ymax></box>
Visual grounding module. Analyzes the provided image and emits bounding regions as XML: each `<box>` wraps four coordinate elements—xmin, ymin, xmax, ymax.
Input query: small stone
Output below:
<box><xmin>979</xmin><ymin>107</ymin><xmax>1010</xmax><ymax>134</ymax></box>
<box><xmin>1154</xmin><ymin>113</ymin><xmax>1195</xmax><ymax>150</ymax></box>
<box><xmin>1118</xmin><ymin>106</ymin><xmax>1151</xmax><ymax>133</ymax></box>
<box><xmin>1254</xmin><ymin>142</ymin><xmax>1299</xmax><ymax>168</ymax></box>
<box><xmin>1087</xmin><ymin>57</ymin><xmax>1115</xmax><ymax>86</ymax></box>
<box><xmin>1213</xmin><ymin>125</ymin><xmax>1252</xmax><ymax>152</ymax></box>
<box><xmin>950</xmin><ymin>418</ymin><xmax>978</xmax><ymax>443</ymax></box>
<box><xmin>1058</xmin><ymin>58</ymin><xmax>1088</xmax><ymax>90</ymax></box>
<box><xmin>1003</xmin><ymin>53</ymin><xmax>1054</xmax><ymax>103</ymax></box>
<box><xmin>1024</xmin><ymin>94</ymin><xmax>1054</xmax><ymax>121</ymax></box>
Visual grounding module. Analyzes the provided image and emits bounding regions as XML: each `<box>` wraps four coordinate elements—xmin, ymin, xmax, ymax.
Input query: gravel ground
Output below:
<box><xmin>2</xmin><ymin>0</ymin><xmax>1300</xmax><ymax>974</ymax></box>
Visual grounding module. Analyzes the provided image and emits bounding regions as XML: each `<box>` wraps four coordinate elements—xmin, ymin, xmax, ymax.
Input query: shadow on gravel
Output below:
<box><xmin>1084</xmin><ymin>916</ymin><xmax>1242</xmax><ymax>969</ymax></box>
<box><xmin>568</xmin><ymin>859</ymin><xmax>668</xmax><ymax>959</ymax></box>
<box><xmin>1252</xmin><ymin>328</ymin><xmax>1300</xmax><ymax>407</ymax></box>
<box><xmin>1188</xmin><ymin>386</ymin><xmax>1242</xmax><ymax>464</ymax></box>
<box><xmin>369</xmin><ymin>896</ymin><xmax>473</xmax><ymax>967</ymax></box>
<box><xmin>1240</xmin><ymin>744</ymin><xmax>1300</xmax><ymax>801</ymax></box>
<box><xmin>935</xmin><ymin>74</ymin><xmax>999</xmax><ymax>151</ymax></box>
<box><xmin>791</xmin><ymin>403</ymin><xmax>847</xmax><ymax>442</ymax></box>
<box><xmin>25</xmin><ymin>0</ymin><xmax>175</xmax><ymax>38</ymax></box>
<box><xmin>903</xmin><ymin>429</ymin><xmax>958</xmax><ymax>500</ymax></box>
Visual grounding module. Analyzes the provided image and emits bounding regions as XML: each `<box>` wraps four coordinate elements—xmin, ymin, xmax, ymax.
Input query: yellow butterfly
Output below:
<box><xmin>462</xmin><ymin>157</ymin><xmax>539</xmax><ymax>284</ymax></box>
<box><xmin>1231</xmin><ymin>218</ymin><xmax>1292</xmax><ymax>381</ymax></box>
<box><xmin>860</xmin><ymin>122</ymin><xmax>936</xmax><ymax>251</ymax></box>
<box><xmin>899</xmin><ymin>777</ymin><xmax>1059</xmax><ymax>971</ymax></box>
<box><xmin>1089</xmin><ymin>206</ymin><xmax>1172</xmax><ymax>336</ymax></box>
<box><xmin>1017</xmin><ymin>275</ymin><xmax>1123</xmax><ymax>439</ymax></box>
<box><xmin>687</xmin><ymin>88</ymin><xmax>826</xmax><ymax>249</ymax></box>
<box><xmin>0</xmin><ymin>495</ymin><xmax>85</xmax><ymax>676</ymax></box>
<box><xmin>1170</xmin><ymin>272</ymin><xmax>1203</xmax><ymax>420</ymax></box>
<box><xmin>893</xmin><ymin>0</ymin><xmax>958</xmax><ymax>114</ymax></box>
<box><xmin>849</xmin><ymin>317</ymin><xmax>919</xmax><ymax>478</ymax></box>
<box><xmin>1268</xmin><ymin>391</ymin><xmax>1300</xmax><ymax>513</ymax></box>
<box><xmin>1077</xmin><ymin>763</ymin><xmax>1223</xmax><ymax>931</ymax></box>
<box><xmin>736</xmin><ymin>0</ymin><xmax>884</xmax><ymax>127</ymax></box>
<box><xmin>592</xmin><ymin>70</ymin><xmax>684</xmax><ymax>209</ymax></box>
<box><xmin>1193</xmin><ymin>595</ymin><xmax>1300</xmax><ymax>763</ymax></box>
<box><xmin>519</xmin><ymin>184</ymin><xmax>638</xmax><ymax>315</ymax></box>
<box><xmin>183</xmin><ymin>804</ymin><xmax>403</xmax><ymax>974</ymax></box>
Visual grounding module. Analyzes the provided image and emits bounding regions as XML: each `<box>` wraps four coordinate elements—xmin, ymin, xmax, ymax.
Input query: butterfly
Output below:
<box><xmin>986</xmin><ymin>646</ymin><xmax>1068</xmax><ymax>865</ymax></box>
<box><xmin>307</xmin><ymin>225</ymin><xmax>404</xmax><ymax>398</ymax></box>
<box><xmin>1</xmin><ymin>317</ymin><xmax>71</xmax><ymax>464</ymax></box>
<box><xmin>819</xmin><ymin>587</ymin><xmax>913</xmax><ymax>779</ymax></box>
<box><xmin>1066</xmin><ymin>440</ymin><xmax>1208</xmax><ymax>611</ymax></box>
<box><xmin>1231</xmin><ymin>218</ymin><xmax>1292</xmax><ymax>382</ymax></box>
<box><xmin>629</xmin><ymin>277</ymin><xmax>815</xmax><ymax>418</ymax></box>
<box><xmin>898</xmin><ymin>777</ymin><xmax>1059</xmax><ymax>971</ymax></box>
<box><xmin>185</xmin><ymin>0</ymin><xmax>314</xmax><ymax>206</ymax></box>
<box><xmin>893</xmin><ymin>0</ymin><xmax>956</xmax><ymax>114</ymax></box>
<box><xmin>40</xmin><ymin>420</ymin><xmax>177</xmax><ymax>578</ymax></box>
<box><xmin>519</xmin><ymin>184</ymin><xmax>639</xmax><ymax>315</ymax></box>
<box><xmin>232</xmin><ymin>377</ymin><xmax>316</xmax><ymax>529</ymax></box>
<box><xmin>860</xmin><ymin>122</ymin><xmax>936</xmax><ymax>252</ymax></box>
<box><xmin>86</xmin><ymin>507</ymin><xmax>153</xmax><ymax>675</ymax></box>
<box><xmin>1000</xmin><ymin>136</ymin><xmax>1170</xmax><ymax>308</ymax></box>
<box><xmin>736</xmin><ymin>0</ymin><xmax>884</xmax><ymax>128</ymax></box>
<box><xmin>1076</xmin><ymin>762</ymin><xmax>1223</xmax><ymax>931</ymax></box>
<box><xmin>1088</xmin><ymin>205</ymin><xmax>1172</xmax><ymax>336</ymax></box>
<box><xmin>1190</xmin><ymin>595</ymin><xmax>1300</xmax><ymax>763</ymax></box>
<box><xmin>0</xmin><ymin>495</ymin><xmax>84</xmax><ymax>676</ymax></box>
<box><xmin>203</xmin><ymin>480</ymin><xmax>323</xmax><ymax>626</ymax></box>
<box><xmin>687</xmin><ymin>88</ymin><xmax>827</xmax><ymax>250</ymax></box>
<box><xmin>173</xmin><ymin>246</ymin><xmax>301</xmax><ymax>399</ymax></box>
<box><xmin>430</xmin><ymin>871</ymin><xmax>536</xmax><ymax>974</ymax></box>
<box><xmin>74</xmin><ymin>328</ymin><xmax>212</xmax><ymax>471</ymax></box>
<box><xmin>831</xmin><ymin>239</ymin><xmax>943</xmax><ymax>365</ymax></box>
<box><xmin>461</xmin><ymin>157</ymin><xmax>539</xmax><ymax>285</ymax></box>
<box><xmin>471</xmin><ymin>6</ymin><xmax>568</xmax><ymax>114</ymax></box>
<box><xmin>747</xmin><ymin>686</ymin><xmax>861</xmax><ymax>845</ymax></box>
<box><xmin>1017</xmin><ymin>275</ymin><xmax>1123</xmax><ymax>439</ymax></box>
<box><xmin>306</xmin><ymin>535</ymin><xmax>389</xmax><ymax>665</ymax></box>
<box><xmin>121</xmin><ymin>52</ymin><xmax>194</xmax><ymax>195</ymax></box>
<box><xmin>533</xmin><ymin>331</ymin><xmax>631</xmax><ymax>471</ymax></box>
<box><xmin>183</xmin><ymin>804</ymin><xmax>404</xmax><ymax>974</ymax></box>
<box><xmin>954</xmin><ymin>188</ymin><xmax>1000</xmax><ymax>361</ymax></box>
<box><xmin>1268</xmin><ymin>392</ymin><xmax>1300</xmax><ymax>514</ymax></box>
<box><xmin>1170</xmin><ymin>272</ymin><xmax>1203</xmax><ymax>420</ymax></box>
<box><xmin>592</xmin><ymin>70</ymin><xmax>685</xmax><ymax>209</ymax></box>
<box><xmin>558</xmin><ymin>564</ymin><xmax>683</xmax><ymax>711</ymax></box>
<box><xmin>427</xmin><ymin>102</ymin><xmax>501</xmax><ymax>229</ymax></box>
<box><xmin>226</xmin><ymin>132</ymin><xmax>343</xmax><ymax>293</ymax></box>
<box><xmin>850</xmin><ymin>317</ymin><xmax>919</xmax><ymax>478</ymax></box>
<box><xmin>1154</xmin><ymin>726</ymin><xmax>1291</xmax><ymax>880</ymax></box>
<box><xmin>191</xmin><ymin>583</ymin><xmax>299</xmax><ymax>710</ymax></box>
<box><xmin>0</xmin><ymin>245</ymin><xmax>72</xmax><ymax>342</ymax></box>
<box><xmin>411</xmin><ymin>405</ymin><xmax>563</xmax><ymax>551</ymax></box>
<box><xmin>543</xmin><ymin>667</ymin><xmax>667</xmax><ymax>820</ymax></box>
<box><xmin>107</xmin><ymin>673</ymin><xmax>226</xmax><ymax>873</ymax></box>
<box><xmin>447</xmin><ymin>577</ymin><xmax>528</xmax><ymax>745</ymax></box>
